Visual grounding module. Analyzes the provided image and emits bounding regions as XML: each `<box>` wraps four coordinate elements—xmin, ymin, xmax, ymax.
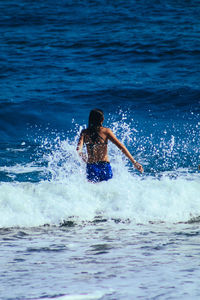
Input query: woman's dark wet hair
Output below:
<box><xmin>88</xmin><ymin>109</ymin><xmax>104</xmax><ymax>128</ymax></box>
<box><xmin>88</xmin><ymin>109</ymin><xmax>104</xmax><ymax>142</ymax></box>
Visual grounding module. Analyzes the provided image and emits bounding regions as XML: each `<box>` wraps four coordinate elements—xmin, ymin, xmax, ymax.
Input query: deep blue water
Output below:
<box><xmin>0</xmin><ymin>2</ymin><xmax>200</xmax><ymax>299</ymax></box>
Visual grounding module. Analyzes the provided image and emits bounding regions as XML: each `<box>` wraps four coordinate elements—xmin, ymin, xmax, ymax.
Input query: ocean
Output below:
<box><xmin>0</xmin><ymin>0</ymin><xmax>200</xmax><ymax>299</ymax></box>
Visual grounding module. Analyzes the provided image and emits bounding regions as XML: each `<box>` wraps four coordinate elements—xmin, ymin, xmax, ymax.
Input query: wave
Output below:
<box><xmin>0</xmin><ymin>112</ymin><xmax>199</xmax><ymax>228</ymax></box>
<box><xmin>0</xmin><ymin>124</ymin><xmax>199</xmax><ymax>228</ymax></box>
<box><xmin>0</xmin><ymin>87</ymin><xmax>199</xmax><ymax>141</ymax></box>
<box><xmin>0</xmin><ymin>172</ymin><xmax>199</xmax><ymax>228</ymax></box>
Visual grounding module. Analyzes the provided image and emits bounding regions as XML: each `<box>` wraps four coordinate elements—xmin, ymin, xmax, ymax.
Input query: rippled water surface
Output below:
<box><xmin>1</xmin><ymin>222</ymin><xmax>200</xmax><ymax>300</ymax></box>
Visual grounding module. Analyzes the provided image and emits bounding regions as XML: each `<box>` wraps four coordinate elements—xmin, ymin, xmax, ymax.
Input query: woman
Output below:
<box><xmin>77</xmin><ymin>109</ymin><xmax>143</xmax><ymax>182</ymax></box>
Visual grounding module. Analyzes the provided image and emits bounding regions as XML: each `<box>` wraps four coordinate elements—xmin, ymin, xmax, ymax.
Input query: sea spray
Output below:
<box><xmin>0</xmin><ymin>113</ymin><xmax>199</xmax><ymax>228</ymax></box>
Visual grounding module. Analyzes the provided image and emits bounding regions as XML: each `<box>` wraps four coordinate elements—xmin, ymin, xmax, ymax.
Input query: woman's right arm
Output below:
<box><xmin>76</xmin><ymin>130</ymin><xmax>87</xmax><ymax>163</ymax></box>
<box><xmin>107</xmin><ymin>128</ymin><xmax>144</xmax><ymax>173</ymax></box>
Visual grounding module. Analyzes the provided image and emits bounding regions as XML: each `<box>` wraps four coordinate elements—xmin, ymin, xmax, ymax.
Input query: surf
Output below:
<box><xmin>0</xmin><ymin>115</ymin><xmax>199</xmax><ymax>228</ymax></box>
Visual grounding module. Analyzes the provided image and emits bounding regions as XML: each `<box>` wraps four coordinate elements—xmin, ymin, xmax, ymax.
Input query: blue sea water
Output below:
<box><xmin>0</xmin><ymin>1</ymin><xmax>200</xmax><ymax>299</ymax></box>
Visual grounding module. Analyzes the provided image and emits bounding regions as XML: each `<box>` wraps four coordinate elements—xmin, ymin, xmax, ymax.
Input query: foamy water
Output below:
<box><xmin>0</xmin><ymin>130</ymin><xmax>199</xmax><ymax>229</ymax></box>
<box><xmin>0</xmin><ymin>174</ymin><xmax>199</xmax><ymax>228</ymax></box>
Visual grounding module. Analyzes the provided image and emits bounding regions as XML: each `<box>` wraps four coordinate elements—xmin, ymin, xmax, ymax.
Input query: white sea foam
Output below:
<box><xmin>0</xmin><ymin>166</ymin><xmax>199</xmax><ymax>228</ymax></box>
<box><xmin>0</xmin><ymin>163</ymin><xmax>43</xmax><ymax>174</ymax></box>
<box><xmin>1</xmin><ymin>124</ymin><xmax>199</xmax><ymax>228</ymax></box>
<box><xmin>38</xmin><ymin>290</ymin><xmax>107</xmax><ymax>300</ymax></box>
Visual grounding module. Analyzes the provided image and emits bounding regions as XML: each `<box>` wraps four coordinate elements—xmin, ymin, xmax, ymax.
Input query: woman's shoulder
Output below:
<box><xmin>101</xmin><ymin>127</ymin><xmax>112</xmax><ymax>134</ymax></box>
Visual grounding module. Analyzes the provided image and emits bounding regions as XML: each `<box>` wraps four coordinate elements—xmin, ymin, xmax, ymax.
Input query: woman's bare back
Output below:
<box><xmin>82</xmin><ymin>127</ymin><xmax>109</xmax><ymax>163</ymax></box>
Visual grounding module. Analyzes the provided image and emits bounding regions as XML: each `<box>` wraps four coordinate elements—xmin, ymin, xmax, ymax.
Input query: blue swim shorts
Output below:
<box><xmin>86</xmin><ymin>161</ymin><xmax>113</xmax><ymax>183</ymax></box>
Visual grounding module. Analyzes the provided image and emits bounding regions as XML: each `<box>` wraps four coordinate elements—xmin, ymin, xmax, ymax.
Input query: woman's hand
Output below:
<box><xmin>133</xmin><ymin>161</ymin><xmax>144</xmax><ymax>173</ymax></box>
